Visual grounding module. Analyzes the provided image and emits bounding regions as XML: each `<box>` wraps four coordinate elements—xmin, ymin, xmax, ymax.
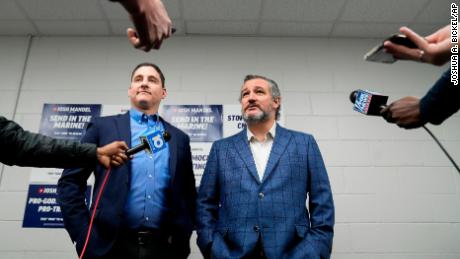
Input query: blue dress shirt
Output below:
<box><xmin>123</xmin><ymin>109</ymin><xmax>171</xmax><ymax>229</ymax></box>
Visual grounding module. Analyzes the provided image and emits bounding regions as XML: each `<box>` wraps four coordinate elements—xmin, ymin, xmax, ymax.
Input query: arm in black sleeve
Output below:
<box><xmin>420</xmin><ymin>69</ymin><xmax>460</xmax><ymax>125</ymax></box>
<box><xmin>0</xmin><ymin>116</ymin><xmax>97</xmax><ymax>168</ymax></box>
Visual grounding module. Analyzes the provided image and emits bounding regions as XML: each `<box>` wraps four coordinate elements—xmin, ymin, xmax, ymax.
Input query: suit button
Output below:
<box><xmin>258</xmin><ymin>192</ymin><xmax>264</xmax><ymax>198</ymax></box>
<box><xmin>253</xmin><ymin>225</ymin><xmax>260</xmax><ymax>232</ymax></box>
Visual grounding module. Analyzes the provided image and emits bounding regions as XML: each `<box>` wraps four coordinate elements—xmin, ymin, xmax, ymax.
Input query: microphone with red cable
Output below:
<box><xmin>126</xmin><ymin>130</ymin><xmax>171</xmax><ymax>156</ymax></box>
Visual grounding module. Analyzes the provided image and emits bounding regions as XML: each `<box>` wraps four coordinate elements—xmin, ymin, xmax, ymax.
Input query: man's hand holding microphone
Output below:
<box><xmin>96</xmin><ymin>141</ymin><xmax>129</xmax><ymax>168</ymax></box>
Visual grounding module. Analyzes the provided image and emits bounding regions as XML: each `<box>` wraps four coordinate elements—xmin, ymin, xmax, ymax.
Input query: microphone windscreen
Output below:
<box><xmin>349</xmin><ymin>90</ymin><xmax>358</xmax><ymax>104</ymax></box>
<box><xmin>351</xmin><ymin>89</ymin><xmax>388</xmax><ymax>116</ymax></box>
<box><xmin>163</xmin><ymin>131</ymin><xmax>171</xmax><ymax>142</ymax></box>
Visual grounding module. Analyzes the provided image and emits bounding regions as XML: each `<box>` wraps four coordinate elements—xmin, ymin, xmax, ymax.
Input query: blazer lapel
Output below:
<box><xmin>114</xmin><ymin>112</ymin><xmax>132</xmax><ymax>184</ymax></box>
<box><xmin>115</xmin><ymin>112</ymin><xmax>132</xmax><ymax>148</ymax></box>
<box><xmin>163</xmin><ymin>119</ymin><xmax>177</xmax><ymax>181</ymax></box>
<box><xmin>233</xmin><ymin>129</ymin><xmax>260</xmax><ymax>184</ymax></box>
<box><xmin>262</xmin><ymin>124</ymin><xmax>291</xmax><ymax>182</ymax></box>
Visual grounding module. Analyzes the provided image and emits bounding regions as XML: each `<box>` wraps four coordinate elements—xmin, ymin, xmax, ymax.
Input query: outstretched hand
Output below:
<box><xmin>119</xmin><ymin>0</ymin><xmax>173</xmax><ymax>51</ymax></box>
<box><xmin>383</xmin><ymin>26</ymin><xmax>453</xmax><ymax>66</ymax></box>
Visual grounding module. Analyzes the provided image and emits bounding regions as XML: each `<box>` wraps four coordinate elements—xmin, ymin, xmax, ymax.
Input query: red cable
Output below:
<box><xmin>79</xmin><ymin>166</ymin><xmax>112</xmax><ymax>259</ymax></box>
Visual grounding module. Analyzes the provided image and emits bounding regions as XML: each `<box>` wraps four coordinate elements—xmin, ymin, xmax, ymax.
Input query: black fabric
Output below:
<box><xmin>246</xmin><ymin>237</ymin><xmax>266</xmax><ymax>259</ymax></box>
<box><xmin>102</xmin><ymin>229</ymin><xmax>189</xmax><ymax>259</ymax></box>
<box><xmin>0</xmin><ymin>116</ymin><xmax>97</xmax><ymax>168</ymax></box>
<box><xmin>119</xmin><ymin>228</ymin><xmax>170</xmax><ymax>245</ymax></box>
<box><xmin>420</xmin><ymin>69</ymin><xmax>460</xmax><ymax>125</ymax></box>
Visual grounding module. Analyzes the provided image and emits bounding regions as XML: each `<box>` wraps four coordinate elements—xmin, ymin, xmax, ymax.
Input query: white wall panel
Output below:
<box><xmin>0</xmin><ymin>35</ymin><xmax>458</xmax><ymax>259</ymax></box>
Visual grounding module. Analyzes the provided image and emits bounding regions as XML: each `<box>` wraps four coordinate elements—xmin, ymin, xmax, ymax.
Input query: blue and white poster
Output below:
<box><xmin>162</xmin><ymin>105</ymin><xmax>239</xmax><ymax>186</ymax></box>
<box><xmin>162</xmin><ymin>105</ymin><xmax>223</xmax><ymax>142</ymax></box>
<box><xmin>23</xmin><ymin>103</ymin><xmax>101</xmax><ymax>228</ymax></box>
<box><xmin>39</xmin><ymin>103</ymin><xmax>101</xmax><ymax>140</ymax></box>
<box><xmin>22</xmin><ymin>184</ymin><xmax>91</xmax><ymax>228</ymax></box>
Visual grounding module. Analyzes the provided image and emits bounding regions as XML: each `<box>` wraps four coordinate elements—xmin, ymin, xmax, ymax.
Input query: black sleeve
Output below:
<box><xmin>420</xmin><ymin>69</ymin><xmax>460</xmax><ymax>125</ymax></box>
<box><xmin>0</xmin><ymin>116</ymin><xmax>97</xmax><ymax>168</ymax></box>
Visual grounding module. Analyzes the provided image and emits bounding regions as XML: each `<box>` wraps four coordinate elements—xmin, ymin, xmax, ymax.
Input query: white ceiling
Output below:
<box><xmin>0</xmin><ymin>0</ymin><xmax>450</xmax><ymax>38</ymax></box>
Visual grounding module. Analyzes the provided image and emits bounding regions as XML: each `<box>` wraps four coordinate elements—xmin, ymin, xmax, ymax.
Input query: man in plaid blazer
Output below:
<box><xmin>196</xmin><ymin>75</ymin><xmax>335</xmax><ymax>259</ymax></box>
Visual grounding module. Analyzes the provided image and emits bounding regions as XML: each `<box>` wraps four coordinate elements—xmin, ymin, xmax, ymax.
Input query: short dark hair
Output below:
<box><xmin>131</xmin><ymin>62</ymin><xmax>165</xmax><ymax>87</ymax></box>
<box><xmin>241</xmin><ymin>74</ymin><xmax>281</xmax><ymax>120</ymax></box>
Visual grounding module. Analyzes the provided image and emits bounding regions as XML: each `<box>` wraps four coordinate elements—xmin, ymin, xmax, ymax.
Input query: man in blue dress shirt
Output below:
<box><xmin>58</xmin><ymin>63</ymin><xmax>196</xmax><ymax>259</ymax></box>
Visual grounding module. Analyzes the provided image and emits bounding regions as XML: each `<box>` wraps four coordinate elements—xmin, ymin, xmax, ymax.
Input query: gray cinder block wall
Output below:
<box><xmin>0</xmin><ymin>36</ymin><xmax>458</xmax><ymax>259</ymax></box>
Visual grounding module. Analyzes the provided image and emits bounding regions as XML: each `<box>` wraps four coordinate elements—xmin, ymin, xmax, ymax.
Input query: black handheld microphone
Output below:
<box><xmin>349</xmin><ymin>89</ymin><xmax>388</xmax><ymax>116</ymax></box>
<box><xmin>349</xmin><ymin>90</ymin><xmax>460</xmax><ymax>174</ymax></box>
<box><xmin>126</xmin><ymin>131</ymin><xmax>171</xmax><ymax>156</ymax></box>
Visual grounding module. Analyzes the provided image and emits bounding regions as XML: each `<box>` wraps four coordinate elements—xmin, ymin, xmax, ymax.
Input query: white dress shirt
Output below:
<box><xmin>247</xmin><ymin>122</ymin><xmax>276</xmax><ymax>181</ymax></box>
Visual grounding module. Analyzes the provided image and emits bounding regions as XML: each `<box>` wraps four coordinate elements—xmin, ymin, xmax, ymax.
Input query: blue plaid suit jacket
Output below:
<box><xmin>196</xmin><ymin>124</ymin><xmax>334</xmax><ymax>259</ymax></box>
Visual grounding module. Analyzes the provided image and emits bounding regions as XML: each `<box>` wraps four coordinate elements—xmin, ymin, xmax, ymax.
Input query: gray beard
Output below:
<box><xmin>243</xmin><ymin>110</ymin><xmax>269</xmax><ymax>124</ymax></box>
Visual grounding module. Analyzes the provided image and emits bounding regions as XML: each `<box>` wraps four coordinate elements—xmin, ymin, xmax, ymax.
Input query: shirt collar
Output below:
<box><xmin>129</xmin><ymin>108</ymin><xmax>159</xmax><ymax>123</ymax></box>
<box><xmin>247</xmin><ymin>122</ymin><xmax>277</xmax><ymax>142</ymax></box>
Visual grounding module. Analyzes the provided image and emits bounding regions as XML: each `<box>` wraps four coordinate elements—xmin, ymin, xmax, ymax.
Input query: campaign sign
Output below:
<box><xmin>223</xmin><ymin>105</ymin><xmax>246</xmax><ymax>137</ymax></box>
<box><xmin>39</xmin><ymin>104</ymin><xmax>101</xmax><ymax>140</ymax></box>
<box><xmin>162</xmin><ymin>105</ymin><xmax>223</xmax><ymax>142</ymax></box>
<box><xmin>190</xmin><ymin>142</ymin><xmax>213</xmax><ymax>186</ymax></box>
<box><xmin>23</xmin><ymin>184</ymin><xmax>91</xmax><ymax>228</ymax></box>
